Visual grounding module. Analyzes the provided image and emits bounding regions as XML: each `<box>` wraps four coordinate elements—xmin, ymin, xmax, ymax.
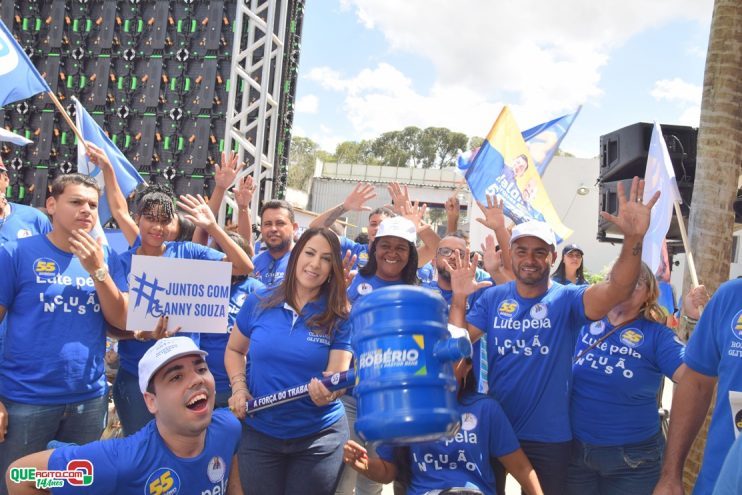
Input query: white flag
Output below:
<box><xmin>0</xmin><ymin>128</ymin><xmax>33</xmax><ymax>146</ymax></box>
<box><xmin>642</xmin><ymin>122</ymin><xmax>682</xmax><ymax>274</ymax></box>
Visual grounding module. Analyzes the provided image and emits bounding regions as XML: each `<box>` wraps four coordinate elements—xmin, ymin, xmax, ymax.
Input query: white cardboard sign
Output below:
<box><xmin>126</xmin><ymin>255</ymin><xmax>232</xmax><ymax>333</ymax></box>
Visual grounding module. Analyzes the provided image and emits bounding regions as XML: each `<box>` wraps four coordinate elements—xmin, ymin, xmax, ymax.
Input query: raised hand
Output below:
<box><xmin>442</xmin><ymin>248</ymin><xmax>492</xmax><ymax>297</ymax></box>
<box><xmin>214</xmin><ymin>151</ymin><xmax>244</xmax><ymax>190</ymax></box>
<box><xmin>85</xmin><ymin>141</ymin><xmax>113</xmax><ymax>171</ymax></box>
<box><xmin>343</xmin><ymin>183</ymin><xmax>376</xmax><ymax>212</ymax></box>
<box><xmin>342</xmin><ymin>249</ymin><xmax>358</xmax><ymax>287</ymax></box>
<box><xmin>599</xmin><ymin>177</ymin><xmax>659</xmax><ymax>238</ymax></box>
<box><xmin>69</xmin><ymin>229</ymin><xmax>106</xmax><ymax>275</ymax></box>
<box><xmin>177</xmin><ymin>194</ymin><xmax>216</xmax><ymax>230</ymax></box>
<box><xmin>234</xmin><ymin>175</ymin><xmax>256</xmax><ymax>210</ymax></box>
<box><xmin>402</xmin><ymin>200</ymin><xmax>429</xmax><ymax>232</ymax></box>
<box><xmin>476</xmin><ymin>194</ymin><xmax>506</xmax><ymax>231</ymax></box>
<box><xmin>387</xmin><ymin>182</ymin><xmax>411</xmax><ymax>215</ymax></box>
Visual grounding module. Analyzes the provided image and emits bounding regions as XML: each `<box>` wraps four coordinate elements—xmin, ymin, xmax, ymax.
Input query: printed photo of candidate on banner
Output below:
<box><xmin>462</xmin><ymin>106</ymin><xmax>572</xmax><ymax>243</ymax></box>
<box><xmin>126</xmin><ymin>255</ymin><xmax>232</xmax><ymax>333</ymax></box>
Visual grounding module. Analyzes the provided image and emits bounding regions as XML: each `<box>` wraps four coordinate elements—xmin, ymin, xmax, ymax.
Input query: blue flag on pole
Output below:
<box><xmin>74</xmin><ymin>97</ymin><xmax>145</xmax><ymax>225</ymax></box>
<box><xmin>0</xmin><ymin>19</ymin><xmax>51</xmax><ymax>106</ymax></box>
<box><xmin>457</xmin><ymin>107</ymin><xmax>582</xmax><ymax>177</ymax></box>
<box><xmin>462</xmin><ymin>106</ymin><xmax>572</xmax><ymax>243</ymax></box>
<box><xmin>521</xmin><ymin>106</ymin><xmax>582</xmax><ymax>176</ymax></box>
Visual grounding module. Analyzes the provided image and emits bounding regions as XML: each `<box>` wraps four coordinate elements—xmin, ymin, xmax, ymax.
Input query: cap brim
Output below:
<box><xmin>142</xmin><ymin>349</ymin><xmax>208</xmax><ymax>392</ymax></box>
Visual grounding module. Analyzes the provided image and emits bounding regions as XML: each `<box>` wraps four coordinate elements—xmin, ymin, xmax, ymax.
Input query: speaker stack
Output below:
<box><xmin>597</xmin><ymin>122</ymin><xmax>697</xmax><ymax>254</ymax></box>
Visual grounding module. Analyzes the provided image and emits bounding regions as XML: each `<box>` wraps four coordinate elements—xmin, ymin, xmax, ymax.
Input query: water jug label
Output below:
<box><xmin>357</xmin><ymin>334</ymin><xmax>426</xmax><ymax>377</ymax></box>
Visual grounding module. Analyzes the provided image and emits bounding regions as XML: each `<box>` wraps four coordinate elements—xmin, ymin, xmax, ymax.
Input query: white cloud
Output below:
<box><xmin>678</xmin><ymin>105</ymin><xmax>701</xmax><ymax>126</ymax></box>
<box><xmin>651</xmin><ymin>78</ymin><xmax>702</xmax><ymax>104</ymax></box>
<box><xmin>299</xmin><ymin>0</ymin><xmax>713</xmax><ymax>151</ymax></box>
<box><xmin>295</xmin><ymin>94</ymin><xmax>319</xmax><ymax>114</ymax></box>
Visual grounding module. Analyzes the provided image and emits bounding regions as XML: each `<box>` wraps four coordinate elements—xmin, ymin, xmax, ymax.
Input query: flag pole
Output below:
<box><xmin>46</xmin><ymin>91</ymin><xmax>90</xmax><ymax>154</ymax></box>
<box><xmin>673</xmin><ymin>201</ymin><xmax>699</xmax><ymax>288</ymax></box>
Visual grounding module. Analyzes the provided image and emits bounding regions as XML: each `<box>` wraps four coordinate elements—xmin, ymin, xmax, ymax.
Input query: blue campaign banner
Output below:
<box><xmin>75</xmin><ymin>97</ymin><xmax>145</xmax><ymax>224</ymax></box>
<box><xmin>521</xmin><ymin>106</ymin><xmax>582</xmax><ymax>176</ymax></box>
<box><xmin>0</xmin><ymin>19</ymin><xmax>51</xmax><ymax>106</ymax></box>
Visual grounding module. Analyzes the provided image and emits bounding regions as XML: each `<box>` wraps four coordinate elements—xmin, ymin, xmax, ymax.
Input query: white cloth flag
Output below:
<box><xmin>0</xmin><ymin>128</ymin><xmax>33</xmax><ymax>146</ymax></box>
<box><xmin>641</xmin><ymin>122</ymin><xmax>682</xmax><ymax>274</ymax></box>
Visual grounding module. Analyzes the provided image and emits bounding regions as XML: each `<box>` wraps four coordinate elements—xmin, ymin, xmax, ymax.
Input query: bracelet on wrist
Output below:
<box><xmin>681</xmin><ymin>314</ymin><xmax>699</xmax><ymax>324</ymax></box>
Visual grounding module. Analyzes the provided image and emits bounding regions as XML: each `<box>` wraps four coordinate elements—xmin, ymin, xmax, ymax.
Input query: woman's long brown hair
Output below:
<box><xmin>259</xmin><ymin>228</ymin><xmax>350</xmax><ymax>336</ymax></box>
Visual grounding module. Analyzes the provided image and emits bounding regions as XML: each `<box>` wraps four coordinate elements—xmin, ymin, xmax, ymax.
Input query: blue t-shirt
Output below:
<box><xmin>571</xmin><ymin>316</ymin><xmax>684</xmax><ymax>445</ymax></box>
<box><xmin>376</xmin><ymin>393</ymin><xmax>519</xmax><ymax>495</ymax></box>
<box><xmin>201</xmin><ymin>277</ymin><xmax>264</xmax><ymax>393</ymax></box>
<box><xmin>116</xmin><ymin>241</ymin><xmax>225</xmax><ymax>375</ymax></box>
<box><xmin>47</xmin><ymin>408</ymin><xmax>241</xmax><ymax>494</ymax></box>
<box><xmin>252</xmin><ymin>250</ymin><xmax>291</xmax><ymax>287</ymax></box>
<box><xmin>347</xmin><ymin>273</ymin><xmax>403</xmax><ymax>305</ymax></box>
<box><xmin>467</xmin><ymin>281</ymin><xmax>590</xmax><ymax>442</ymax></box>
<box><xmin>713</xmin><ymin>432</ymin><xmax>742</xmax><ymax>495</ymax></box>
<box><xmin>551</xmin><ymin>274</ymin><xmax>587</xmax><ymax>286</ymax></box>
<box><xmin>0</xmin><ymin>235</ymin><xmax>127</xmax><ymax>404</ymax></box>
<box><xmin>340</xmin><ymin>236</ymin><xmax>369</xmax><ymax>269</ymax></box>
<box><xmin>417</xmin><ymin>262</ymin><xmax>435</xmax><ymax>284</ymax></box>
<box><xmin>0</xmin><ymin>202</ymin><xmax>51</xmax><ymax>247</ymax></box>
<box><xmin>684</xmin><ymin>278</ymin><xmax>742</xmax><ymax>495</ymax></box>
<box><xmin>234</xmin><ymin>288</ymin><xmax>352</xmax><ymax>438</ymax></box>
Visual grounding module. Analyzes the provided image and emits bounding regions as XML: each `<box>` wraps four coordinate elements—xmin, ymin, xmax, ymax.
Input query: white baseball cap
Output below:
<box><xmin>376</xmin><ymin>216</ymin><xmax>417</xmax><ymax>244</ymax></box>
<box><xmin>509</xmin><ymin>220</ymin><xmax>557</xmax><ymax>251</ymax></box>
<box><xmin>138</xmin><ymin>336</ymin><xmax>208</xmax><ymax>393</ymax></box>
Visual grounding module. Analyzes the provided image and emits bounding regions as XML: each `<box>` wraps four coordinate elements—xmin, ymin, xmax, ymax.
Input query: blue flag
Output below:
<box><xmin>74</xmin><ymin>97</ymin><xmax>145</xmax><ymax>225</ymax></box>
<box><xmin>521</xmin><ymin>106</ymin><xmax>582</xmax><ymax>176</ymax></box>
<box><xmin>0</xmin><ymin>19</ymin><xmax>51</xmax><ymax>106</ymax></box>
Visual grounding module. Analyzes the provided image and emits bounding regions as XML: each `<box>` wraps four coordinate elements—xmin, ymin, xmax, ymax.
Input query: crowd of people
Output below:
<box><xmin>0</xmin><ymin>143</ymin><xmax>739</xmax><ymax>495</ymax></box>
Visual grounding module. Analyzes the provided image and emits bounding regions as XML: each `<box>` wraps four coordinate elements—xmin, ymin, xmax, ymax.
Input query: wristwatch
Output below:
<box><xmin>92</xmin><ymin>266</ymin><xmax>108</xmax><ymax>282</ymax></box>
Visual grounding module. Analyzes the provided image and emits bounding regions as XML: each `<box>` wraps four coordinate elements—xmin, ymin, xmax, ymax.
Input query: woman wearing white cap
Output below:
<box><xmin>346</xmin><ymin>216</ymin><xmax>420</xmax><ymax>305</ymax></box>
<box><xmin>343</xmin><ymin>327</ymin><xmax>544</xmax><ymax>495</ymax></box>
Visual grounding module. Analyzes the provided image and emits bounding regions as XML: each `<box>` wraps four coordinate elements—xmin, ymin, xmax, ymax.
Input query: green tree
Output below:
<box><xmin>335</xmin><ymin>139</ymin><xmax>376</xmax><ymax>165</ymax></box>
<box><xmin>419</xmin><ymin>127</ymin><xmax>469</xmax><ymax>168</ymax></box>
<box><xmin>287</xmin><ymin>136</ymin><xmax>319</xmax><ymax>191</ymax></box>
<box><xmin>371</xmin><ymin>130</ymin><xmax>412</xmax><ymax>167</ymax></box>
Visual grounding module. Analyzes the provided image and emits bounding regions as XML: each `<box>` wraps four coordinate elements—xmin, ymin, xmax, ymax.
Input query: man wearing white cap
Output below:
<box><xmin>448</xmin><ymin>178</ymin><xmax>659</xmax><ymax>495</ymax></box>
<box><xmin>5</xmin><ymin>336</ymin><xmax>243</xmax><ymax>494</ymax></box>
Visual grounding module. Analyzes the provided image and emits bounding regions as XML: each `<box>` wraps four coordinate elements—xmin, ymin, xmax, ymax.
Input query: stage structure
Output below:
<box><xmin>0</xmin><ymin>0</ymin><xmax>304</xmax><ymax>225</ymax></box>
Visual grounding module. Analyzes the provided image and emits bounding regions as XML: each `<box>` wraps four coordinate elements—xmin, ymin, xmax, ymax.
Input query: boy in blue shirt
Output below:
<box><xmin>4</xmin><ymin>336</ymin><xmax>242</xmax><ymax>494</ymax></box>
<box><xmin>0</xmin><ymin>165</ymin><xmax>130</xmax><ymax>493</ymax></box>
<box><xmin>449</xmin><ymin>178</ymin><xmax>659</xmax><ymax>495</ymax></box>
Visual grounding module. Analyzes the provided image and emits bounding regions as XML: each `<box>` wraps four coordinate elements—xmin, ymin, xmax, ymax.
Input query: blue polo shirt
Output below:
<box><xmin>0</xmin><ymin>235</ymin><xmax>127</xmax><ymax>403</ymax></box>
<box><xmin>234</xmin><ymin>288</ymin><xmax>352</xmax><ymax>438</ymax></box>
<box><xmin>252</xmin><ymin>250</ymin><xmax>291</xmax><ymax>287</ymax></box>
<box><xmin>340</xmin><ymin>237</ymin><xmax>369</xmax><ymax>269</ymax></box>
<box><xmin>347</xmin><ymin>273</ymin><xmax>403</xmax><ymax>305</ymax></box>
<box><xmin>376</xmin><ymin>393</ymin><xmax>519</xmax><ymax>495</ymax></box>
<box><xmin>467</xmin><ymin>281</ymin><xmax>589</xmax><ymax>442</ymax></box>
<box><xmin>571</xmin><ymin>316</ymin><xmax>684</xmax><ymax>445</ymax></box>
<box><xmin>201</xmin><ymin>277</ymin><xmax>264</xmax><ymax>393</ymax></box>
<box><xmin>47</xmin><ymin>408</ymin><xmax>241</xmax><ymax>494</ymax></box>
<box><xmin>684</xmin><ymin>279</ymin><xmax>742</xmax><ymax>494</ymax></box>
<box><xmin>116</xmin><ymin>241</ymin><xmax>225</xmax><ymax>376</ymax></box>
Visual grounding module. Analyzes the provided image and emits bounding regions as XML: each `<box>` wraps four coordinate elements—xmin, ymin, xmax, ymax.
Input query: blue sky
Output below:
<box><xmin>292</xmin><ymin>0</ymin><xmax>713</xmax><ymax>158</ymax></box>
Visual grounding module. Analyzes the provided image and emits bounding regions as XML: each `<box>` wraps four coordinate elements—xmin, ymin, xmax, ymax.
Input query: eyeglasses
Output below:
<box><xmin>437</xmin><ymin>247</ymin><xmax>457</xmax><ymax>257</ymax></box>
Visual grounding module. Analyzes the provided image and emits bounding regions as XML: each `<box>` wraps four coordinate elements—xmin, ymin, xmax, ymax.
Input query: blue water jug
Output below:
<box><xmin>351</xmin><ymin>286</ymin><xmax>471</xmax><ymax>444</ymax></box>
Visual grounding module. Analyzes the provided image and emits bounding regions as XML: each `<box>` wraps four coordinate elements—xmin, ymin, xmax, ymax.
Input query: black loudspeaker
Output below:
<box><xmin>597</xmin><ymin>122</ymin><xmax>698</xmax><ymax>251</ymax></box>
<box><xmin>599</xmin><ymin>123</ymin><xmax>697</xmax><ymax>182</ymax></box>
<box><xmin>598</xmin><ymin>179</ymin><xmax>693</xmax><ymax>240</ymax></box>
